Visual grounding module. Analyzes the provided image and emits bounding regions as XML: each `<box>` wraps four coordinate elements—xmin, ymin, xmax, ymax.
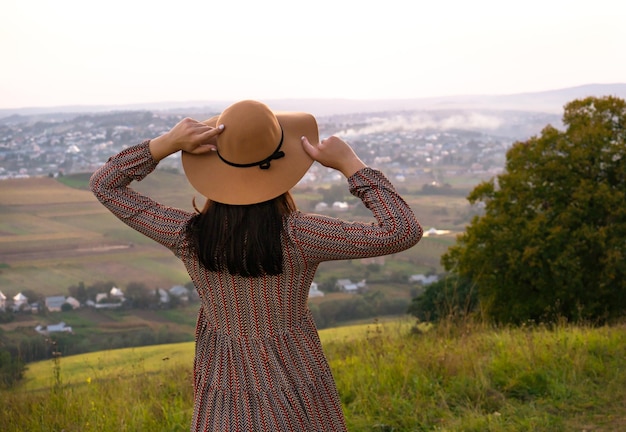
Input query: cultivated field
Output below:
<box><xmin>0</xmin><ymin>169</ymin><xmax>472</xmax><ymax>297</ymax></box>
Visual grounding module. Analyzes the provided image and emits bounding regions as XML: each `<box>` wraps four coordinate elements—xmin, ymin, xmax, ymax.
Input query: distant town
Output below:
<box><xmin>0</xmin><ymin>107</ymin><xmax>560</xmax><ymax>185</ymax></box>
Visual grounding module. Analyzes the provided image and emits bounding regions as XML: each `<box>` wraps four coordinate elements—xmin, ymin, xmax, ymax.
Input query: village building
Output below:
<box><xmin>35</xmin><ymin>321</ymin><xmax>73</xmax><ymax>335</ymax></box>
<box><xmin>154</xmin><ymin>288</ymin><xmax>170</xmax><ymax>305</ymax></box>
<box><xmin>335</xmin><ymin>279</ymin><xmax>367</xmax><ymax>294</ymax></box>
<box><xmin>45</xmin><ymin>296</ymin><xmax>68</xmax><ymax>312</ymax></box>
<box><xmin>409</xmin><ymin>274</ymin><xmax>440</xmax><ymax>285</ymax></box>
<box><xmin>169</xmin><ymin>285</ymin><xmax>190</xmax><ymax>302</ymax></box>
<box><xmin>308</xmin><ymin>282</ymin><xmax>325</xmax><ymax>298</ymax></box>
<box><xmin>12</xmin><ymin>292</ymin><xmax>28</xmax><ymax>312</ymax></box>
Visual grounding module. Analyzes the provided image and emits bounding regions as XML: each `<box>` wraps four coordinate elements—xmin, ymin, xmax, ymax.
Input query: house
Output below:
<box><xmin>332</xmin><ymin>201</ymin><xmax>349</xmax><ymax>211</ymax></box>
<box><xmin>65</xmin><ymin>296</ymin><xmax>80</xmax><ymax>310</ymax></box>
<box><xmin>336</xmin><ymin>279</ymin><xmax>366</xmax><ymax>294</ymax></box>
<box><xmin>44</xmin><ymin>295</ymin><xmax>80</xmax><ymax>312</ymax></box>
<box><xmin>110</xmin><ymin>286</ymin><xmax>125</xmax><ymax>300</ymax></box>
<box><xmin>91</xmin><ymin>291</ymin><xmax>123</xmax><ymax>309</ymax></box>
<box><xmin>169</xmin><ymin>285</ymin><xmax>190</xmax><ymax>302</ymax></box>
<box><xmin>0</xmin><ymin>290</ymin><xmax>6</xmax><ymax>312</ymax></box>
<box><xmin>314</xmin><ymin>202</ymin><xmax>329</xmax><ymax>212</ymax></box>
<box><xmin>45</xmin><ymin>296</ymin><xmax>67</xmax><ymax>312</ymax></box>
<box><xmin>409</xmin><ymin>274</ymin><xmax>440</xmax><ymax>285</ymax></box>
<box><xmin>308</xmin><ymin>282</ymin><xmax>325</xmax><ymax>298</ymax></box>
<box><xmin>12</xmin><ymin>292</ymin><xmax>28</xmax><ymax>312</ymax></box>
<box><xmin>154</xmin><ymin>288</ymin><xmax>170</xmax><ymax>305</ymax></box>
<box><xmin>423</xmin><ymin>227</ymin><xmax>451</xmax><ymax>237</ymax></box>
<box><xmin>35</xmin><ymin>321</ymin><xmax>73</xmax><ymax>335</ymax></box>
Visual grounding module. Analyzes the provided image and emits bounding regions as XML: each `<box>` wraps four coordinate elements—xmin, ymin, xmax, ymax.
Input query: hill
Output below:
<box><xmin>3</xmin><ymin>319</ymin><xmax>626</xmax><ymax>431</ymax></box>
<box><xmin>1</xmin><ymin>83</ymin><xmax>625</xmax><ymax>118</ymax></box>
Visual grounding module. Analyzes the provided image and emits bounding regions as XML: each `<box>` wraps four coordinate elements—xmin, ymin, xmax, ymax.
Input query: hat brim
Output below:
<box><xmin>181</xmin><ymin>111</ymin><xmax>318</xmax><ymax>205</ymax></box>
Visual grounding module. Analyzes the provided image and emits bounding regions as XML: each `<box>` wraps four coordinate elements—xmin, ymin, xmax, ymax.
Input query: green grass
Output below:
<box><xmin>56</xmin><ymin>173</ymin><xmax>92</xmax><ymax>189</ymax></box>
<box><xmin>3</xmin><ymin>319</ymin><xmax>626</xmax><ymax>431</ymax></box>
<box><xmin>154</xmin><ymin>307</ymin><xmax>200</xmax><ymax>327</ymax></box>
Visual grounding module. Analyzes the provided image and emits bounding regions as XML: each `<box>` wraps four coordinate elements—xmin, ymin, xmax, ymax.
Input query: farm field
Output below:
<box><xmin>0</xmin><ymin>169</ymin><xmax>472</xmax><ymax>297</ymax></box>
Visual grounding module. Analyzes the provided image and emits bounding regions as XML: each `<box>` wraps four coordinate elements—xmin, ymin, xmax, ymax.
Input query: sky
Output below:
<box><xmin>1</xmin><ymin>0</ymin><xmax>625</xmax><ymax>109</ymax></box>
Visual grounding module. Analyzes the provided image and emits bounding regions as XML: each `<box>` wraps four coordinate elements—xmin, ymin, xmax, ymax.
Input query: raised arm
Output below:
<box><xmin>89</xmin><ymin>119</ymin><xmax>224</xmax><ymax>254</ymax></box>
<box><xmin>293</xmin><ymin>135</ymin><xmax>422</xmax><ymax>261</ymax></box>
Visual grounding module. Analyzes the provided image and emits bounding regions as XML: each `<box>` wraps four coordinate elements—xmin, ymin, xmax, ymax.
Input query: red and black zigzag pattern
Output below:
<box><xmin>91</xmin><ymin>141</ymin><xmax>422</xmax><ymax>432</ymax></box>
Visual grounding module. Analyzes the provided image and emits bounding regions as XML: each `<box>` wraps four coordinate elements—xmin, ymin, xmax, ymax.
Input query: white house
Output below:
<box><xmin>65</xmin><ymin>296</ymin><xmax>80</xmax><ymax>310</ymax></box>
<box><xmin>12</xmin><ymin>292</ymin><xmax>28</xmax><ymax>312</ymax></box>
<box><xmin>35</xmin><ymin>321</ymin><xmax>73</xmax><ymax>335</ymax></box>
<box><xmin>169</xmin><ymin>285</ymin><xmax>190</xmax><ymax>302</ymax></box>
<box><xmin>332</xmin><ymin>201</ymin><xmax>349</xmax><ymax>211</ymax></box>
<box><xmin>409</xmin><ymin>274</ymin><xmax>440</xmax><ymax>285</ymax></box>
<box><xmin>308</xmin><ymin>282</ymin><xmax>325</xmax><ymax>298</ymax></box>
<box><xmin>314</xmin><ymin>202</ymin><xmax>329</xmax><ymax>212</ymax></box>
<box><xmin>110</xmin><ymin>286</ymin><xmax>125</xmax><ymax>300</ymax></box>
<box><xmin>0</xmin><ymin>290</ymin><xmax>6</xmax><ymax>312</ymax></box>
<box><xmin>92</xmin><ymin>290</ymin><xmax>123</xmax><ymax>309</ymax></box>
<box><xmin>154</xmin><ymin>288</ymin><xmax>170</xmax><ymax>305</ymax></box>
<box><xmin>336</xmin><ymin>279</ymin><xmax>361</xmax><ymax>293</ymax></box>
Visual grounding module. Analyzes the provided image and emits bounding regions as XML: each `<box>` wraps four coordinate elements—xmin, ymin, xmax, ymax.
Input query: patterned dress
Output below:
<box><xmin>90</xmin><ymin>141</ymin><xmax>422</xmax><ymax>432</ymax></box>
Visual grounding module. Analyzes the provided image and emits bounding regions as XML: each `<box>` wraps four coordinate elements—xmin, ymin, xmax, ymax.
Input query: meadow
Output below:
<box><xmin>2</xmin><ymin>318</ymin><xmax>626</xmax><ymax>431</ymax></box>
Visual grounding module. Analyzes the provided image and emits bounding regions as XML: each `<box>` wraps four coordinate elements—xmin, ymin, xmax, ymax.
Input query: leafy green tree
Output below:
<box><xmin>442</xmin><ymin>96</ymin><xmax>626</xmax><ymax>324</ymax></box>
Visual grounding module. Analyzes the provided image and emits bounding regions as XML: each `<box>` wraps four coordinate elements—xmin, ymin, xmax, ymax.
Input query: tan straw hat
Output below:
<box><xmin>181</xmin><ymin>100</ymin><xmax>318</xmax><ymax>205</ymax></box>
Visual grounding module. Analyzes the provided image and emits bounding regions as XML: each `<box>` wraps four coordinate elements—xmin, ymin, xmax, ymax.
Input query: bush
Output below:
<box><xmin>0</xmin><ymin>350</ymin><xmax>25</xmax><ymax>388</ymax></box>
<box><xmin>408</xmin><ymin>275</ymin><xmax>478</xmax><ymax>322</ymax></box>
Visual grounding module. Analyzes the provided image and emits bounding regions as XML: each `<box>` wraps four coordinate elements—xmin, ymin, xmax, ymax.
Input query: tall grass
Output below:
<box><xmin>2</xmin><ymin>319</ymin><xmax>626</xmax><ymax>431</ymax></box>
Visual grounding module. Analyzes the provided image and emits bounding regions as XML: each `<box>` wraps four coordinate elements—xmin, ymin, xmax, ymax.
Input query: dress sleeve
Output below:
<box><xmin>288</xmin><ymin>167</ymin><xmax>422</xmax><ymax>262</ymax></box>
<box><xmin>89</xmin><ymin>140</ymin><xmax>192</xmax><ymax>256</ymax></box>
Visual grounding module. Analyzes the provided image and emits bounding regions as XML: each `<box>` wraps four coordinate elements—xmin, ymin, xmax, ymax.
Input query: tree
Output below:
<box><xmin>125</xmin><ymin>282</ymin><xmax>154</xmax><ymax>309</ymax></box>
<box><xmin>442</xmin><ymin>96</ymin><xmax>626</xmax><ymax>324</ymax></box>
<box><xmin>68</xmin><ymin>281</ymin><xmax>87</xmax><ymax>304</ymax></box>
<box><xmin>408</xmin><ymin>275</ymin><xmax>478</xmax><ymax>322</ymax></box>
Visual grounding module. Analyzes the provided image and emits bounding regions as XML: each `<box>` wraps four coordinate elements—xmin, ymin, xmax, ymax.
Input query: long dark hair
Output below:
<box><xmin>186</xmin><ymin>192</ymin><xmax>296</xmax><ymax>277</ymax></box>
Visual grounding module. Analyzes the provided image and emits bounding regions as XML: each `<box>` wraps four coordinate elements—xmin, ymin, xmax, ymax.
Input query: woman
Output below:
<box><xmin>90</xmin><ymin>100</ymin><xmax>422</xmax><ymax>431</ymax></box>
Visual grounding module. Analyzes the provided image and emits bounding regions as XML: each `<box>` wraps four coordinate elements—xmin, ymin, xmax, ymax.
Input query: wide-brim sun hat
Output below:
<box><xmin>181</xmin><ymin>100</ymin><xmax>319</xmax><ymax>205</ymax></box>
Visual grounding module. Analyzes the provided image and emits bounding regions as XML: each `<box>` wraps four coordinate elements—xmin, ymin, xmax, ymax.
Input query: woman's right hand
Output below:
<box><xmin>149</xmin><ymin>118</ymin><xmax>224</xmax><ymax>161</ymax></box>
<box><xmin>301</xmin><ymin>135</ymin><xmax>366</xmax><ymax>178</ymax></box>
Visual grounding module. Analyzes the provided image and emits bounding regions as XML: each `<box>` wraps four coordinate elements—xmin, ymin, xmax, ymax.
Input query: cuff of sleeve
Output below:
<box><xmin>348</xmin><ymin>167</ymin><xmax>388</xmax><ymax>188</ymax></box>
<box><xmin>113</xmin><ymin>140</ymin><xmax>159</xmax><ymax>181</ymax></box>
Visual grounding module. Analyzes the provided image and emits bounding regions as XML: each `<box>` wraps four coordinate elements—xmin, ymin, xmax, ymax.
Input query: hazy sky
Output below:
<box><xmin>1</xmin><ymin>0</ymin><xmax>625</xmax><ymax>109</ymax></box>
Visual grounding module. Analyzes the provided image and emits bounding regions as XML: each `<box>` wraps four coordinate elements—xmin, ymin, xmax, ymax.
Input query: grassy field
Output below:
<box><xmin>0</xmin><ymin>169</ymin><xmax>469</xmax><ymax>298</ymax></box>
<box><xmin>3</xmin><ymin>319</ymin><xmax>626</xmax><ymax>431</ymax></box>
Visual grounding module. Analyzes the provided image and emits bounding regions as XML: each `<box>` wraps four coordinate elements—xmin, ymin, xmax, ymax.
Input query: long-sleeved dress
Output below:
<box><xmin>90</xmin><ymin>140</ymin><xmax>422</xmax><ymax>432</ymax></box>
